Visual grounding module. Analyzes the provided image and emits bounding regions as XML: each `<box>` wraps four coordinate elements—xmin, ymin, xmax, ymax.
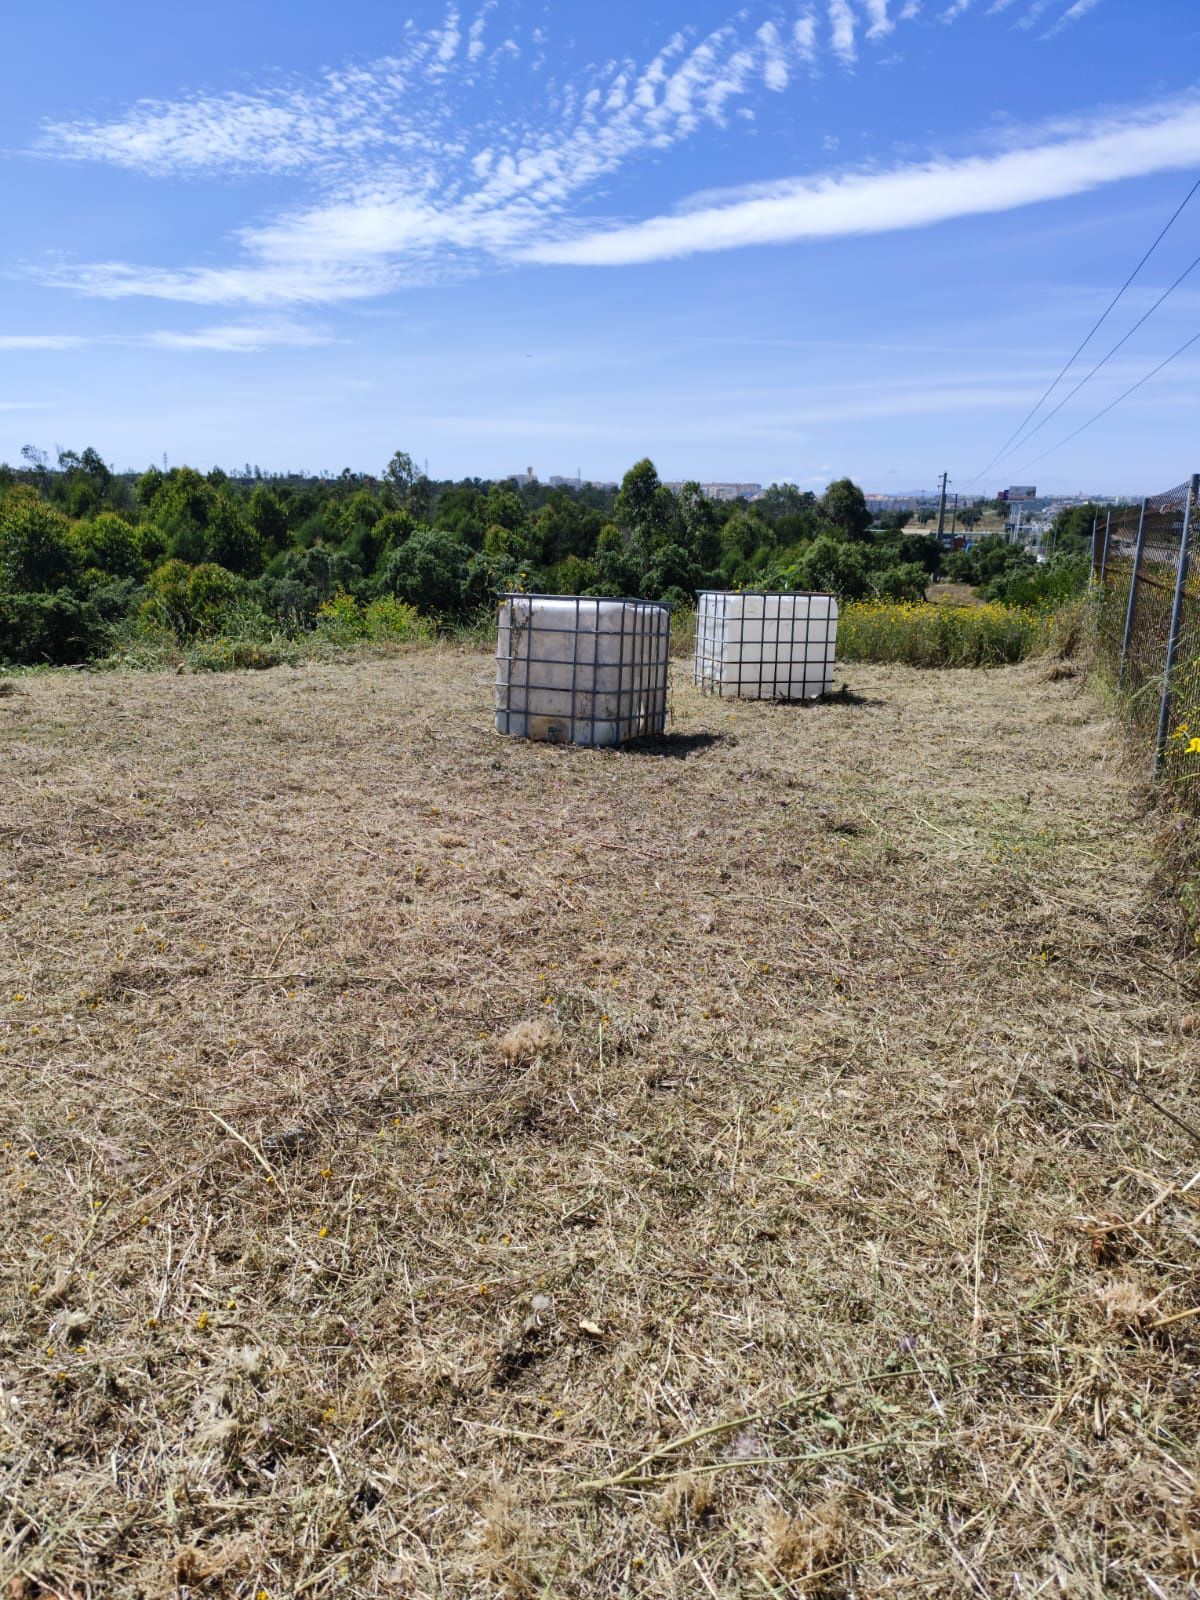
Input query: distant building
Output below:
<box><xmin>663</xmin><ymin>481</ymin><xmax>762</xmax><ymax>502</ymax></box>
<box><xmin>539</xmin><ymin>473</ymin><xmax>618</xmax><ymax>491</ymax></box>
<box><xmin>864</xmin><ymin>493</ymin><xmax>942</xmax><ymax>512</ymax></box>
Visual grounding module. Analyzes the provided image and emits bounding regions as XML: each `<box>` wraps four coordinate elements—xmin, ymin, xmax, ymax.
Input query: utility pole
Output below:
<box><xmin>935</xmin><ymin>471</ymin><xmax>949</xmax><ymax>543</ymax></box>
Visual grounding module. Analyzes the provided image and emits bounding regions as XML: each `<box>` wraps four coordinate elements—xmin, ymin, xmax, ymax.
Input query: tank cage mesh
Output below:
<box><xmin>693</xmin><ymin>589</ymin><xmax>837</xmax><ymax>700</ymax></box>
<box><xmin>494</xmin><ymin>593</ymin><xmax>671</xmax><ymax>746</ymax></box>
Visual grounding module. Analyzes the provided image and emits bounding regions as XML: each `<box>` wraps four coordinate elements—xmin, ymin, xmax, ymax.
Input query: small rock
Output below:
<box><xmin>262</xmin><ymin>1126</ymin><xmax>307</xmax><ymax>1154</ymax></box>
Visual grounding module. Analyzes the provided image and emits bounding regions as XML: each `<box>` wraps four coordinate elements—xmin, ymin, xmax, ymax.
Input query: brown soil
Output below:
<box><xmin>926</xmin><ymin>582</ymin><xmax>984</xmax><ymax>607</ymax></box>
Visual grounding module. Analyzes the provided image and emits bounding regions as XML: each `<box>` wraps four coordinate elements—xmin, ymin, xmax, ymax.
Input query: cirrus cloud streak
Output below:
<box><xmin>524</xmin><ymin>99</ymin><xmax>1200</xmax><ymax>267</ymax></box>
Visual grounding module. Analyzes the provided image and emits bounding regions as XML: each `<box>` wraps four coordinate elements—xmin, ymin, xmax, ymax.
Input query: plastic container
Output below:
<box><xmin>495</xmin><ymin>594</ymin><xmax>671</xmax><ymax>746</ymax></box>
<box><xmin>694</xmin><ymin>589</ymin><xmax>837</xmax><ymax>700</ymax></box>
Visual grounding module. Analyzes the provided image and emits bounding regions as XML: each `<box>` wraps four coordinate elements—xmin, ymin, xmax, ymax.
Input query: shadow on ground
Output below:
<box><xmin>621</xmin><ymin>731</ymin><xmax>734</xmax><ymax>759</ymax></box>
<box><xmin>819</xmin><ymin>682</ymin><xmax>887</xmax><ymax>707</ymax></box>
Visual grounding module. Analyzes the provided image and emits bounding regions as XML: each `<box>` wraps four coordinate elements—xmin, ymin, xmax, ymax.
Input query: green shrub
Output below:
<box><xmin>780</xmin><ymin>534</ymin><xmax>868</xmax><ymax>601</ymax></box>
<box><xmin>361</xmin><ymin>594</ymin><xmax>433</xmax><ymax>642</ymax></box>
<box><xmin>868</xmin><ymin>562</ymin><xmax>928</xmax><ymax>602</ymax></box>
<box><xmin>377</xmin><ymin>531</ymin><xmax>468</xmax><ymax>616</ymax></box>
<box><xmin>187</xmin><ymin>636</ymin><xmax>293</xmax><ymax>672</ymax></box>
<box><xmin>0</xmin><ymin>589</ymin><xmax>105</xmax><ymax>665</ymax></box>
<box><xmin>313</xmin><ymin>592</ymin><xmax>433</xmax><ymax>646</ymax></box>
<box><xmin>72</xmin><ymin>512</ymin><xmax>147</xmax><ymax>581</ymax></box>
<box><xmin>0</xmin><ymin>489</ymin><xmax>80</xmax><ymax>592</ymax></box>
<box><xmin>983</xmin><ymin>555</ymin><xmax>1089</xmax><ymax>608</ymax></box>
<box><xmin>140</xmin><ymin>559</ymin><xmax>266</xmax><ymax>637</ymax></box>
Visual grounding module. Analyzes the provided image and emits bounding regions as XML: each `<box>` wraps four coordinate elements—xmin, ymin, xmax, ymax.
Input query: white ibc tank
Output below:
<box><xmin>695</xmin><ymin>589</ymin><xmax>837</xmax><ymax>700</ymax></box>
<box><xmin>495</xmin><ymin>594</ymin><xmax>671</xmax><ymax>746</ymax></box>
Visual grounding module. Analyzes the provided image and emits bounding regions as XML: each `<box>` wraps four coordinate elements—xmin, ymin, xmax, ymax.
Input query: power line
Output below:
<box><xmin>1017</xmin><ymin>327</ymin><xmax>1200</xmax><ymax>471</ymax></box>
<box><xmin>965</xmin><ymin>171</ymin><xmax>1200</xmax><ymax>487</ymax></box>
<box><xmin>986</xmin><ymin>245</ymin><xmax>1200</xmax><ymax>466</ymax></box>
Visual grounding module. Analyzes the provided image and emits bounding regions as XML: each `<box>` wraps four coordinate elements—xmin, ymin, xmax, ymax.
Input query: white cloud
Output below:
<box><xmin>864</xmin><ymin>1</ymin><xmax>895</xmax><ymax>39</ymax></box>
<box><xmin>523</xmin><ymin>98</ymin><xmax>1200</xmax><ymax>266</ymax></box>
<box><xmin>1042</xmin><ymin>0</ymin><xmax>1102</xmax><ymax>35</ymax></box>
<box><xmin>1017</xmin><ymin>0</ymin><xmax>1054</xmax><ymax>28</ymax></box>
<box><xmin>793</xmin><ymin>11</ymin><xmax>819</xmax><ymax>61</ymax></box>
<box><xmin>828</xmin><ymin>0</ymin><xmax>858</xmax><ymax>64</ymax></box>
<box><xmin>756</xmin><ymin>22</ymin><xmax>789</xmax><ymax>91</ymax></box>
<box><xmin>144</xmin><ymin>321</ymin><xmax>332</xmax><ymax>352</ymax></box>
<box><xmin>0</xmin><ymin>334</ymin><xmax>86</xmax><ymax>349</ymax></box>
<box><xmin>432</xmin><ymin>7</ymin><xmax>462</xmax><ymax>70</ymax></box>
<box><xmin>467</xmin><ymin>10</ymin><xmax>489</xmax><ymax>61</ymax></box>
<box><xmin>30</xmin><ymin>2</ymin><xmax>1113</xmax><ymax>309</ymax></box>
<box><xmin>45</xmin><ymin>257</ymin><xmax>397</xmax><ymax>307</ymax></box>
<box><xmin>37</xmin><ymin>6</ymin><xmax>499</xmax><ymax>177</ymax></box>
<box><xmin>0</xmin><ymin>324</ymin><xmax>330</xmax><ymax>354</ymax></box>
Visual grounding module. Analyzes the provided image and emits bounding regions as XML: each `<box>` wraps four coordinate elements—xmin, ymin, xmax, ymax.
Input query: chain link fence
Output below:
<box><xmin>1092</xmin><ymin>472</ymin><xmax>1200</xmax><ymax>797</ymax></box>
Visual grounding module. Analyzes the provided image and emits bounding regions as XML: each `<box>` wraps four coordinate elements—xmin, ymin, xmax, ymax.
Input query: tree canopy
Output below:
<box><xmin>0</xmin><ymin>444</ymin><xmax>1061</xmax><ymax>665</ymax></box>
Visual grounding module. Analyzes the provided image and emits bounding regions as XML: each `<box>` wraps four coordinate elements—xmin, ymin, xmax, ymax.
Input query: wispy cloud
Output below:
<box><xmin>0</xmin><ymin>334</ymin><xmax>86</xmax><ymax>350</ymax></box>
<box><xmin>756</xmin><ymin>22</ymin><xmax>791</xmax><ymax>91</ymax></box>
<box><xmin>0</xmin><ymin>323</ymin><xmax>329</xmax><ymax>353</ymax></box>
<box><xmin>828</xmin><ymin>0</ymin><xmax>858</xmax><ymax>64</ymax></box>
<box><xmin>793</xmin><ymin>11</ymin><xmax>819</xmax><ymax>61</ymax></box>
<box><xmin>1017</xmin><ymin>0</ymin><xmax>1055</xmax><ymax>29</ymax></box>
<box><xmin>1042</xmin><ymin>0</ymin><xmax>1102</xmax><ymax>36</ymax></box>
<box><xmin>525</xmin><ymin>98</ymin><xmax>1200</xmax><ymax>266</ymax></box>
<box><xmin>30</xmin><ymin>1</ymin><xmax>1113</xmax><ymax>309</ymax></box>
<box><xmin>864</xmin><ymin>1</ymin><xmax>895</xmax><ymax>40</ymax></box>
<box><xmin>144</xmin><ymin>321</ymin><xmax>333</xmax><ymax>352</ymax></box>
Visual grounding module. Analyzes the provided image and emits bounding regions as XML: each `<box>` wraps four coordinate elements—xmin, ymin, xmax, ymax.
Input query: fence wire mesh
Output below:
<box><xmin>1094</xmin><ymin>474</ymin><xmax>1200</xmax><ymax>797</ymax></box>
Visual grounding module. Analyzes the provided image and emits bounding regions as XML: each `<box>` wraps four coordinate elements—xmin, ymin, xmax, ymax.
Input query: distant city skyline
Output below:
<box><xmin>3</xmin><ymin>0</ymin><xmax>1197</xmax><ymax>494</ymax></box>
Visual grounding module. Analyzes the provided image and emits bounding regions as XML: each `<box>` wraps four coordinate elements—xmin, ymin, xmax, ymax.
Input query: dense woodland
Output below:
<box><xmin>0</xmin><ymin>447</ymin><xmax>1093</xmax><ymax>664</ymax></box>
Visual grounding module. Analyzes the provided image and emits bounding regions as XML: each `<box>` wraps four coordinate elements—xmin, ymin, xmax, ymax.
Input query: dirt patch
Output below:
<box><xmin>1</xmin><ymin>647</ymin><xmax>1197</xmax><ymax>1596</ymax></box>
<box><xmin>926</xmin><ymin>581</ymin><xmax>983</xmax><ymax>606</ymax></box>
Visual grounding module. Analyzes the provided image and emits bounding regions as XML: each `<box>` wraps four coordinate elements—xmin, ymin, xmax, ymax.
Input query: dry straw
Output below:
<box><xmin>1</xmin><ymin>644</ymin><xmax>1198</xmax><ymax>1596</ymax></box>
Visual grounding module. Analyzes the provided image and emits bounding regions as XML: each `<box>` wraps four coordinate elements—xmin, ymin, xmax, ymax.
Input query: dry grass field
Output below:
<box><xmin>2</xmin><ymin>649</ymin><xmax>1198</xmax><ymax>1598</ymax></box>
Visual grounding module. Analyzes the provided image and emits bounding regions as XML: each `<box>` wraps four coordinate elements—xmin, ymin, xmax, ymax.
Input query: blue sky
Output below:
<box><xmin>1</xmin><ymin>0</ymin><xmax>1196</xmax><ymax>494</ymax></box>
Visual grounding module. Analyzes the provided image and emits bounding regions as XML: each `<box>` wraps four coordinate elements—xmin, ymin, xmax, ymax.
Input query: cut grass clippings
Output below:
<box><xmin>1</xmin><ymin>648</ymin><xmax>1198</xmax><ymax>1597</ymax></box>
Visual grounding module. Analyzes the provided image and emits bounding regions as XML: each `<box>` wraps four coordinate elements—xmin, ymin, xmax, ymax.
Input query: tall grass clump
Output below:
<box><xmin>837</xmin><ymin>600</ymin><xmax>1056</xmax><ymax>668</ymax></box>
<box><xmin>669</xmin><ymin>606</ymin><xmax>697</xmax><ymax>660</ymax></box>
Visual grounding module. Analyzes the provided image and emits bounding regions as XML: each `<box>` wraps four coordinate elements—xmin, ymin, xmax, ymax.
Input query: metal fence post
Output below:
<box><xmin>1117</xmin><ymin>498</ymin><xmax>1149</xmax><ymax>694</ymax></box>
<box><xmin>1090</xmin><ymin>514</ymin><xmax>1101</xmax><ymax>582</ymax></box>
<box><xmin>1100</xmin><ymin>509</ymin><xmax>1113</xmax><ymax>581</ymax></box>
<box><xmin>1153</xmin><ymin>473</ymin><xmax>1200</xmax><ymax>779</ymax></box>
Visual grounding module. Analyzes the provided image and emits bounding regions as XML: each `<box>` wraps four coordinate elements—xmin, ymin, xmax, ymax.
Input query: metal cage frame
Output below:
<box><xmin>693</xmin><ymin>588</ymin><xmax>837</xmax><ymax>701</ymax></box>
<box><xmin>495</xmin><ymin>592</ymin><xmax>672</xmax><ymax>746</ymax></box>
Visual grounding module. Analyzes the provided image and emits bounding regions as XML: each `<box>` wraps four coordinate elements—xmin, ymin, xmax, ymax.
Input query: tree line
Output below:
<box><xmin>0</xmin><ymin>448</ymin><xmax>1091</xmax><ymax>664</ymax></box>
